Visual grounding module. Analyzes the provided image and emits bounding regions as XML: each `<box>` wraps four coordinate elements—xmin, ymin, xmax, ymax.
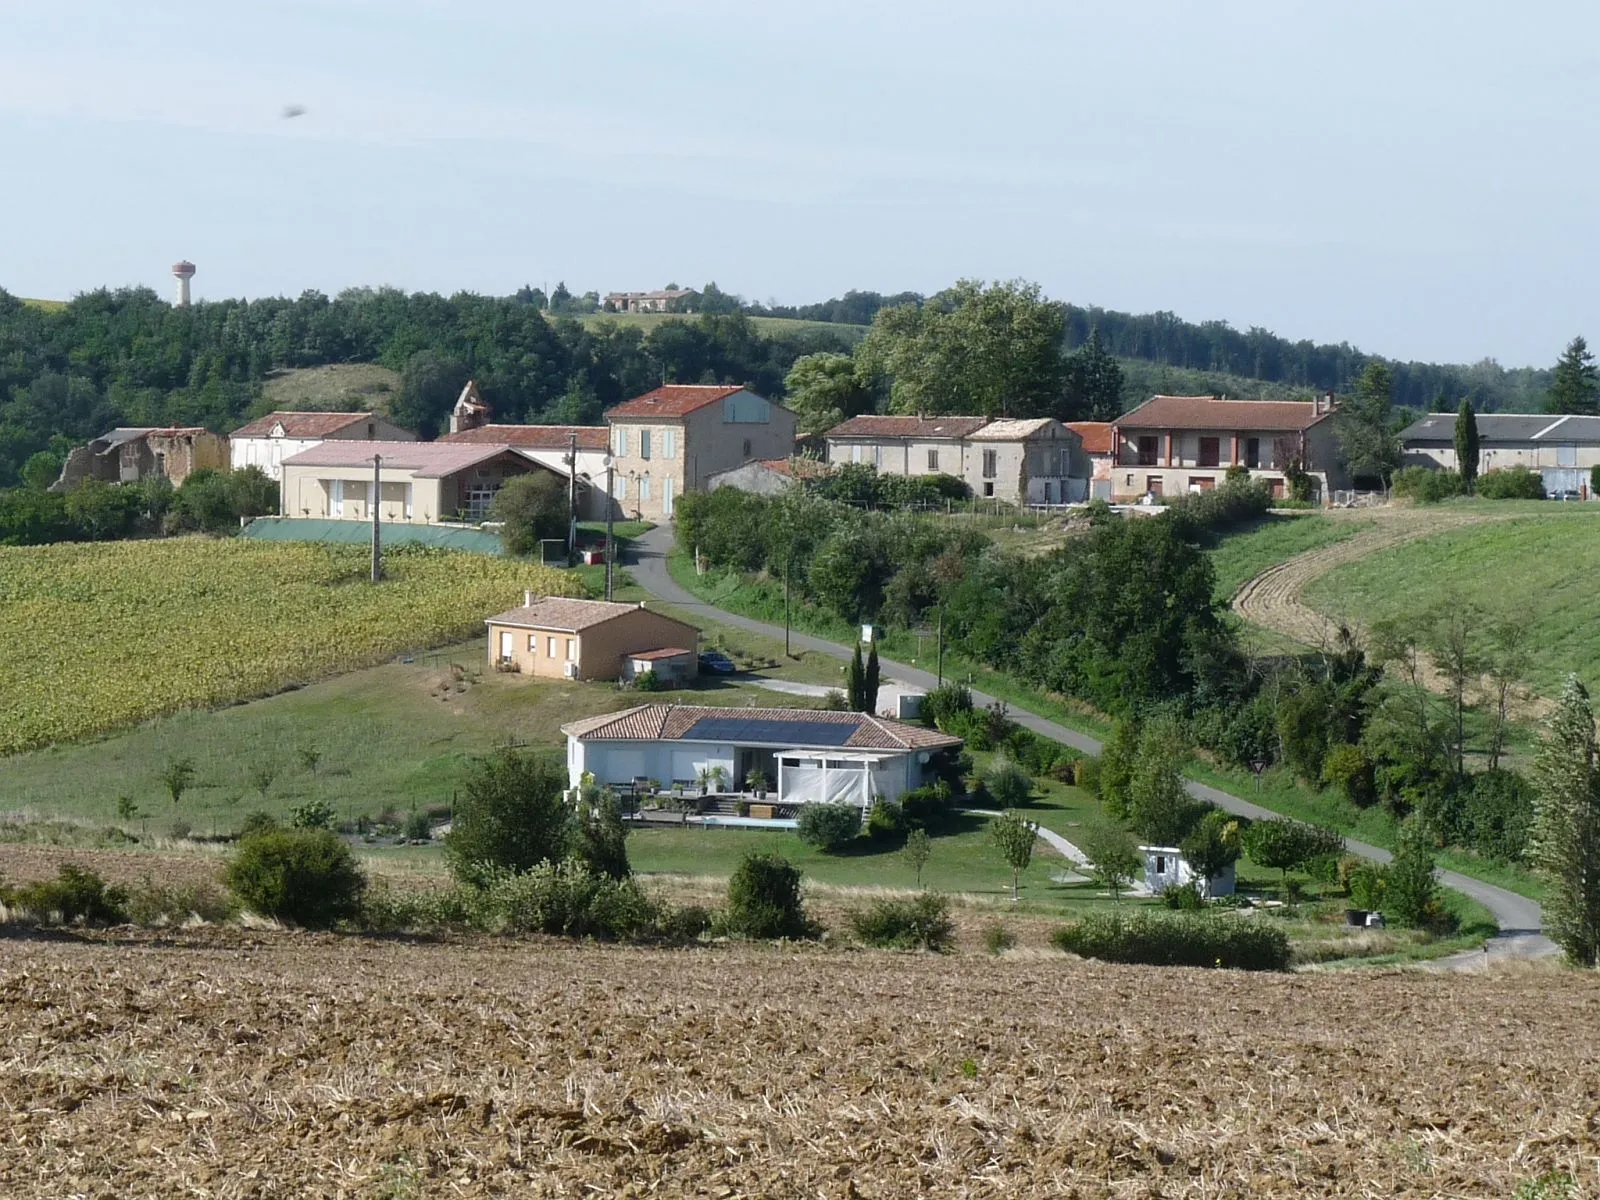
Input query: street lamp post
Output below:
<box><xmin>603</xmin><ymin>454</ymin><xmax>616</xmax><ymax>601</ymax></box>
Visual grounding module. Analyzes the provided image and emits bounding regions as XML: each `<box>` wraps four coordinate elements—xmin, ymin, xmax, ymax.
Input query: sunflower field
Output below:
<box><xmin>0</xmin><ymin>540</ymin><xmax>578</xmax><ymax>754</ymax></box>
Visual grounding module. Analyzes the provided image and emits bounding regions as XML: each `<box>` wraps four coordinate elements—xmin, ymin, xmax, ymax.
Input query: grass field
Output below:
<box><xmin>572</xmin><ymin>311</ymin><xmax>867</xmax><ymax>346</ymax></box>
<box><xmin>20</xmin><ymin>296</ymin><xmax>67</xmax><ymax>312</ymax></box>
<box><xmin>1205</xmin><ymin>512</ymin><xmax>1371</xmax><ymax>601</ymax></box>
<box><xmin>258</xmin><ymin>362</ymin><xmax>401</xmax><ymax>412</ymax></box>
<box><xmin>2</xmin><ymin>928</ymin><xmax>1591</xmax><ymax>1197</ymax></box>
<box><xmin>1304</xmin><ymin>509</ymin><xmax>1600</xmax><ymax>693</ymax></box>
<box><xmin>0</xmin><ymin>539</ymin><xmax>575</xmax><ymax>754</ymax></box>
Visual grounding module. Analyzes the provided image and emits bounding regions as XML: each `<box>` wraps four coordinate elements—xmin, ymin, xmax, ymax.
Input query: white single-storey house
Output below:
<box><xmin>561</xmin><ymin>704</ymin><xmax>962</xmax><ymax>810</ymax></box>
<box><xmin>1141</xmin><ymin>845</ymin><xmax>1236</xmax><ymax>898</ymax></box>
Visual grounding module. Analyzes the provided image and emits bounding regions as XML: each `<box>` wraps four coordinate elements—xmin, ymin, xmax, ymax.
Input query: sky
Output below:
<box><xmin>1</xmin><ymin>0</ymin><xmax>1597</xmax><ymax>367</ymax></box>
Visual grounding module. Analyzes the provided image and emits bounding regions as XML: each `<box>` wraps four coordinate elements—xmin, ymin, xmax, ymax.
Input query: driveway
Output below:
<box><xmin>627</xmin><ymin>525</ymin><xmax>1554</xmax><ymax>961</ymax></box>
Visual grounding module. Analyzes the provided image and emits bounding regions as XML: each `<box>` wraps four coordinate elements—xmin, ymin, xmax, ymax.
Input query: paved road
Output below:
<box><xmin>629</xmin><ymin>526</ymin><xmax>1554</xmax><ymax>960</ymax></box>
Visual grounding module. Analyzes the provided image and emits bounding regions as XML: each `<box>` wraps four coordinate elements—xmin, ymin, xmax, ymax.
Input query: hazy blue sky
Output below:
<box><xmin>2</xmin><ymin>0</ymin><xmax>1596</xmax><ymax>366</ymax></box>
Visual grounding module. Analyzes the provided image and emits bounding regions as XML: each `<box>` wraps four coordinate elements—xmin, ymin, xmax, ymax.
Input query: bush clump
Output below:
<box><xmin>1392</xmin><ymin>466</ymin><xmax>1465</xmax><ymax>503</ymax></box>
<box><xmin>1051</xmin><ymin>911</ymin><xmax>1291</xmax><ymax>971</ymax></box>
<box><xmin>866</xmin><ymin>797</ymin><xmax>905</xmax><ymax>840</ymax></box>
<box><xmin>225</xmin><ymin>827</ymin><xmax>366</xmax><ymax>928</ymax></box>
<box><xmin>797</xmin><ymin>803</ymin><xmax>862</xmax><ymax>852</ymax></box>
<box><xmin>847</xmin><ymin>892</ymin><xmax>954</xmax><ymax>951</ymax></box>
<box><xmin>718</xmin><ymin>851</ymin><xmax>816</xmax><ymax>939</ymax></box>
<box><xmin>1476</xmin><ymin>466</ymin><xmax>1545</xmax><ymax>500</ymax></box>
<box><xmin>982</xmin><ymin>920</ymin><xmax>1016</xmax><ymax>955</ymax></box>
<box><xmin>3</xmin><ymin>863</ymin><xmax>128</xmax><ymax>924</ymax></box>
<box><xmin>124</xmin><ymin>875</ymin><xmax>235</xmax><ymax>925</ymax></box>
<box><xmin>478</xmin><ymin>861</ymin><xmax>655</xmax><ymax>938</ymax></box>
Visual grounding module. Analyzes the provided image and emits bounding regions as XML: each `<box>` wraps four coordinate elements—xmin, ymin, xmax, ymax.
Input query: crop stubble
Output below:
<box><xmin>1</xmin><ymin>930</ymin><xmax>1597</xmax><ymax>1198</ymax></box>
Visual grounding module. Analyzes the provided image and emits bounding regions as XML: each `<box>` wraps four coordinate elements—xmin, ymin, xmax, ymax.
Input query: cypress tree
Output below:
<box><xmin>864</xmin><ymin>642</ymin><xmax>881</xmax><ymax>714</ymax></box>
<box><xmin>1531</xmin><ymin>675</ymin><xmax>1600</xmax><ymax>965</ymax></box>
<box><xmin>1454</xmin><ymin>398</ymin><xmax>1480</xmax><ymax>493</ymax></box>
<box><xmin>846</xmin><ymin>643</ymin><xmax>866</xmax><ymax>712</ymax></box>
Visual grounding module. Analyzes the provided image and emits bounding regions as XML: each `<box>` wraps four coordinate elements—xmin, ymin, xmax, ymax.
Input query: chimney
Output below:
<box><xmin>524</xmin><ymin>589</ymin><xmax>535</xmax><ymax>607</ymax></box>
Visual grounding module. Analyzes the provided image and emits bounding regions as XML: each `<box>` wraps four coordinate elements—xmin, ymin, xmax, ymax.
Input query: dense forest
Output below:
<box><xmin>0</xmin><ymin>278</ymin><xmax>1562</xmax><ymax>489</ymax></box>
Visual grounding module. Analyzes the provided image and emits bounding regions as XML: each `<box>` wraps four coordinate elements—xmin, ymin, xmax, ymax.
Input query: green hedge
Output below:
<box><xmin>847</xmin><ymin>892</ymin><xmax>954</xmax><ymax>951</ymax></box>
<box><xmin>1050</xmin><ymin>910</ymin><xmax>1291</xmax><ymax>971</ymax></box>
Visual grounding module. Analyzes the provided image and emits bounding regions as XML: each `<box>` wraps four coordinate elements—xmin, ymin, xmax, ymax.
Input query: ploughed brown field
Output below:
<box><xmin>2</xmin><ymin>929</ymin><xmax>1597</xmax><ymax>1198</ymax></box>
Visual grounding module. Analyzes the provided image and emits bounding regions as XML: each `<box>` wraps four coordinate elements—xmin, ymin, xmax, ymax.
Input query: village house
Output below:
<box><xmin>278</xmin><ymin>440</ymin><xmax>601</xmax><ymax>524</ymax></box>
<box><xmin>1400</xmin><ymin>411</ymin><xmax>1600</xmax><ymax>497</ymax></box>
<box><xmin>1065</xmin><ymin>421</ymin><xmax>1116</xmax><ymax>501</ymax></box>
<box><xmin>822</xmin><ymin>414</ymin><xmax>1090</xmax><ymax>504</ymax></box>
<box><xmin>1110</xmin><ymin>394</ymin><xmax>1345</xmax><ymax>502</ymax></box>
<box><xmin>561</xmin><ymin>704</ymin><xmax>962</xmax><ymax>809</ymax></box>
<box><xmin>486</xmin><ymin>595</ymin><xmax>700</xmax><ymax>682</ymax></box>
<box><xmin>603</xmin><ymin>288</ymin><xmax>698</xmax><ymax>313</ymax></box>
<box><xmin>228</xmin><ymin>411</ymin><xmax>415</xmax><ymax>482</ymax></box>
<box><xmin>605</xmin><ymin>384</ymin><xmax>798</xmax><ymax>520</ymax></box>
<box><xmin>52</xmin><ymin>426</ymin><xmax>228</xmax><ymax>491</ymax></box>
<box><xmin>965</xmin><ymin>418</ymin><xmax>1090</xmax><ymax>504</ymax></box>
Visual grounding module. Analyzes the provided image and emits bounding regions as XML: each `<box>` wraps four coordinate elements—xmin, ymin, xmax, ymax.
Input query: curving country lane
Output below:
<box><xmin>627</xmin><ymin>525</ymin><xmax>1554</xmax><ymax>965</ymax></box>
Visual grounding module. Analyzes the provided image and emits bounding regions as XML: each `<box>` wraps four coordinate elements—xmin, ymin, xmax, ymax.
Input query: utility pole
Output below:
<box><xmin>936</xmin><ymin>604</ymin><xmax>944</xmax><ymax>686</ymax></box>
<box><xmin>370</xmin><ymin>453</ymin><xmax>382</xmax><ymax>583</ymax></box>
<box><xmin>784</xmin><ymin>550</ymin><xmax>792</xmax><ymax>658</ymax></box>
<box><xmin>567</xmin><ymin>432</ymin><xmax>578</xmax><ymax>565</ymax></box>
<box><xmin>604</xmin><ymin>454</ymin><xmax>615</xmax><ymax>601</ymax></box>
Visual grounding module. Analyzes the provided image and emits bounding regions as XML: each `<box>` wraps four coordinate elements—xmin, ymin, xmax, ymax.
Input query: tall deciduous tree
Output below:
<box><xmin>1545</xmin><ymin>336</ymin><xmax>1600</xmax><ymax>415</ymax></box>
<box><xmin>783</xmin><ymin>352</ymin><xmax>873</xmax><ymax>436</ymax></box>
<box><xmin>445</xmin><ymin>750</ymin><xmax>572</xmax><ymax>884</ymax></box>
<box><xmin>1423</xmin><ymin>599</ymin><xmax>1484</xmax><ymax>778</ymax></box>
<box><xmin>491</xmin><ymin>473</ymin><xmax>568</xmax><ymax>557</ymax></box>
<box><xmin>855</xmin><ymin>279</ymin><xmax>1068</xmax><ymax>419</ymax></box>
<box><xmin>1530</xmin><ymin>675</ymin><xmax>1600</xmax><ymax>965</ymax></box>
<box><xmin>1336</xmin><ymin>362</ymin><xmax>1402</xmax><ymax>487</ymax></box>
<box><xmin>1453</xmin><ymin>398</ymin><xmax>1480</xmax><ymax>492</ymax></box>
<box><xmin>989</xmin><ymin>809</ymin><xmax>1038</xmax><ymax>902</ymax></box>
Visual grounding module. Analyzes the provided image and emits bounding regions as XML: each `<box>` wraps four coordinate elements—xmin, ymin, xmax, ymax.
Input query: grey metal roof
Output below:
<box><xmin>1401</xmin><ymin>412</ymin><xmax>1600</xmax><ymax>445</ymax></box>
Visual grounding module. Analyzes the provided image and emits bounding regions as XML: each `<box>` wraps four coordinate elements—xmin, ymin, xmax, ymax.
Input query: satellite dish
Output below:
<box><xmin>281</xmin><ymin>104</ymin><xmax>307</xmax><ymax>119</ymax></box>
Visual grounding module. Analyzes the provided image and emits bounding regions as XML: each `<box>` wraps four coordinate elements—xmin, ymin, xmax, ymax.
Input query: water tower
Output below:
<box><xmin>171</xmin><ymin>260</ymin><xmax>196</xmax><ymax>307</ymax></box>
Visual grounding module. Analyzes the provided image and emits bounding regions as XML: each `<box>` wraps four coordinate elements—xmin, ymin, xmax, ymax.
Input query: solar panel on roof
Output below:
<box><xmin>681</xmin><ymin>716</ymin><xmax>859</xmax><ymax>747</ymax></box>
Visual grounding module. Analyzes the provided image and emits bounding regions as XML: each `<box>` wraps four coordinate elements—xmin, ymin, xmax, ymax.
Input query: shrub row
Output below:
<box><xmin>847</xmin><ymin>892</ymin><xmax>954</xmax><ymax>951</ymax></box>
<box><xmin>1050</xmin><ymin>911</ymin><xmax>1291</xmax><ymax>971</ymax></box>
<box><xmin>0</xmin><ymin>863</ymin><xmax>234</xmax><ymax>926</ymax></box>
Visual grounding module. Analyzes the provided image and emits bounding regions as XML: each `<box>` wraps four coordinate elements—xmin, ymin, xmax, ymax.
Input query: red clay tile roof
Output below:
<box><xmin>486</xmin><ymin>598</ymin><xmax>698</xmax><ymax>635</ymax></box>
<box><xmin>280</xmin><ymin>440</ymin><xmax>534</xmax><ymax>478</ymax></box>
<box><xmin>1117</xmin><ymin>396</ymin><xmax>1331</xmax><ymax>433</ymax></box>
<box><xmin>1066</xmin><ymin>421</ymin><xmax>1115</xmax><ymax>455</ymax></box>
<box><xmin>752</xmin><ymin>457</ymin><xmax>830</xmax><ymax>478</ymax></box>
<box><xmin>439</xmin><ymin>424</ymin><xmax>609</xmax><ymax>449</ymax></box>
<box><xmin>230</xmin><ymin>411</ymin><xmax>382</xmax><ymax>439</ymax></box>
<box><xmin>561</xmin><ymin>704</ymin><xmax>963</xmax><ymax>751</ymax></box>
<box><xmin>606</xmin><ymin>384</ymin><xmax>750</xmax><ymax>419</ymax></box>
<box><xmin>825</xmin><ymin>415</ymin><xmax>991</xmax><ymax>440</ymax></box>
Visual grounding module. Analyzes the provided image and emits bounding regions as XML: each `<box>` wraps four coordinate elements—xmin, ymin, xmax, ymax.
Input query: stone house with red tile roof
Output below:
<box><xmin>605</xmin><ymin>385</ymin><xmax>798</xmax><ymax>520</ymax></box>
<box><xmin>1066</xmin><ymin>422</ymin><xmax>1116</xmax><ymax>500</ymax></box>
<box><xmin>1109</xmin><ymin>395</ymin><xmax>1345</xmax><ymax>502</ymax></box>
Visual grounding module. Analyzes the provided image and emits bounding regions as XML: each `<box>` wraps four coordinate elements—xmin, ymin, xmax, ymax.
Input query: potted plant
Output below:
<box><xmin>695</xmin><ymin>766</ymin><xmax>713</xmax><ymax>797</ymax></box>
<box><xmin>736</xmin><ymin>800</ymin><xmax>751</xmax><ymax>817</ymax></box>
<box><xmin>708</xmin><ymin>765</ymin><xmax>728</xmax><ymax>794</ymax></box>
<box><xmin>745</xmin><ymin>767</ymin><xmax>770</xmax><ymax>799</ymax></box>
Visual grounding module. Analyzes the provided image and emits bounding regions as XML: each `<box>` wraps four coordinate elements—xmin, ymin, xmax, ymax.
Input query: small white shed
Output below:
<box><xmin>1140</xmin><ymin>845</ymin><xmax>1236</xmax><ymax>898</ymax></box>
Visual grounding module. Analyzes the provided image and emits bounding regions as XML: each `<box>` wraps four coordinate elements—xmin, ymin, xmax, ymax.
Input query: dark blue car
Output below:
<box><xmin>698</xmin><ymin>650</ymin><xmax>737</xmax><ymax>675</ymax></box>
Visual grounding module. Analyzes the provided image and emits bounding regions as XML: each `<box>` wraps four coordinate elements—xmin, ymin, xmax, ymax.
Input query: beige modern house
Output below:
<box><xmin>278</xmin><ymin>440</ymin><xmax>589</xmax><ymax>524</ymax></box>
<box><xmin>1400</xmin><ymin>412</ymin><xmax>1600</xmax><ymax>496</ymax></box>
<box><xmin>605</xmin><ymin>384</ymin><xmax>798</xmax><ymax>520</ymax></box>
<box><xmin>53</xmin><ymin>426</ymin><xmax>228</xmax><ymax>491</ymax></box>
<box><xmin>229</xmin><ymin>411</ymin><xmax>415</xmax><ymax>481</ymax></box>
<box><xmin>822</xmin><ymin>414</ymin><xmax>1089</xmax><ymax>504</ymax></box>
<box><xmin>485</xmin><ymin>594</ymin><xmax>700</xmax><ymax>682</ymax></box>
<box><xmin>1110</xmin><ymin>395</ymin><xmax>1345</xmax><ymax>502</ymax></box>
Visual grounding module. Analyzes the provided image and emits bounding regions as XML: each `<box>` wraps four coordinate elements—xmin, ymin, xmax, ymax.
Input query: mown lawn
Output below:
<box><xmin>1303</xmin><ymin>509</ymin><xmax>1600</xmax><ymax>694</ymax></box>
